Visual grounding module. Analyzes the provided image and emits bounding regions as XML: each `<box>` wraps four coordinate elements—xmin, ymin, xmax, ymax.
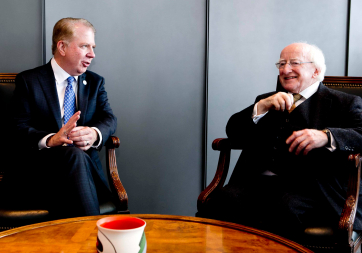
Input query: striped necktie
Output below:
<box><xmin>288</xmin><ymin>93</ymin><xmax>302</xmax><ymax>113</ymax></box>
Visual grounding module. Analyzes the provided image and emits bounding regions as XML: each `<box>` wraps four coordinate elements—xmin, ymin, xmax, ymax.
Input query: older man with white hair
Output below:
<box><xmin>208</xmin><ymin>42</ymin><xmax>362</xmax><ymax>241</ymax></box>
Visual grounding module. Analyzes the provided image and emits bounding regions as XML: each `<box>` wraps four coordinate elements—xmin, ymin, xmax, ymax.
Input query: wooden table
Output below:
<box><xmin>0</xmin><ymin>214</ymin><xmax>312</xmax><ymax>252</ymax></box>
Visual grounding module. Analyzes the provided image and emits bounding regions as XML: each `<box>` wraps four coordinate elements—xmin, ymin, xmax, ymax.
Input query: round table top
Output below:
<box><xmin>0</xmin><ymin>214</ymin><xmax>312</xmax><ymax>252</ymax></box>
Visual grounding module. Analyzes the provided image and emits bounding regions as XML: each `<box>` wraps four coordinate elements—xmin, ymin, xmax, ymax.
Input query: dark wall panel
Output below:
<box><xmin>0</xmin><ymin>0</ymin><xmax>43</xmax><ymax>72</ymax></box>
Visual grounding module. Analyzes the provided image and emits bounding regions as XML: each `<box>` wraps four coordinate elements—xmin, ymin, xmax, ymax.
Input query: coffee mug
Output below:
<box><xmin>96</xmin><ymin>216</ymin><xmax>147</xmax><ymax>253</ymax></box>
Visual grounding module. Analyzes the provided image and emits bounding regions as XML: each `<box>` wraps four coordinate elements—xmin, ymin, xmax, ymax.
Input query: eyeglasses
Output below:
<box><xmin>275</xmin><ymin>60</ymin><xmax>314</xmax><ymax>69</ymax></box>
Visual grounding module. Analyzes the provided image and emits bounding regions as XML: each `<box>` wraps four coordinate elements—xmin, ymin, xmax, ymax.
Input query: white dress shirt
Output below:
<box><xmin>38</xmin><ymin>58</ymin><xmax>102</xmax><ymax>149</ymax></box>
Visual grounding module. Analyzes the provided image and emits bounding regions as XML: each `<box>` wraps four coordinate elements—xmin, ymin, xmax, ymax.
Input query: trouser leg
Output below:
<box><xmin>206</xmin><ymin>175</ymin><xmax>340</xmax><ymax>241</ymax></box>
<box><xmin>275</xmin><ymin>179</ymin><xmax>340</xmax><ymax>240</ymax></box>
<box><xmin>36</xmin><ymin>146</ymin><xmax>102</xmax><ymax>217</ymax></box>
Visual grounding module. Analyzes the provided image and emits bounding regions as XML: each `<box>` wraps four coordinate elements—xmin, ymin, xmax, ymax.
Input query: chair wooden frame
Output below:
<box><xmin>105</xmin><ymin>136</ymin><xmax>129</xmax><ymax>213</ymax></box>
<box><xmin>198</xmin><ymin>76</ymin><xmax>362</xmax><ymax>252</ymax></box>
<box><xmin>323</xmin><ymin>76</ymin><xmax>362</xmax><ymax>87</ymax></box>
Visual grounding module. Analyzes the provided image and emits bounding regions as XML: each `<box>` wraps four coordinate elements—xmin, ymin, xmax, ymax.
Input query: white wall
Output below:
<box><xmin>349</xmin><ymin>0</ymin><xmax>362</xmax><ymax>76</ymax></box>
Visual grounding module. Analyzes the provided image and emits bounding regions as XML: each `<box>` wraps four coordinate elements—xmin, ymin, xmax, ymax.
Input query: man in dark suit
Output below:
<box><xmin>11</xmin><ymin>18</ymin><xmax>117</xmax><ymax>218</ymax></box>
<box><xmin>210</xmin><ymin>43</ymin><xmax>362</xmax><ymax>239</ymax></box>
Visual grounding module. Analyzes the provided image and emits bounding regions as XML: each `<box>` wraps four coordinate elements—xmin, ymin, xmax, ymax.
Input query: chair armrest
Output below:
<box><xmin>105</xmin><ymin>136</ymin><xmax>129</xmax><ymax>213</ymax></box>
<box><xmin>338</xmin><ymin>154</ymin><xmax>361</xmax><ymax>248</ymax></box>
<box><xmin>212</xmin><ymin>138</ymin><xmax>231</xmax><ymax>151</ymax></box>
<box><xmin>197</xmin><ymin>138</ymin><xmax>231</xmax><ymax>212</ymax></box>
<box><xmin>105</xmin><ymin>135</ymin><xmax>120</xmax><ymax>149</ymax></box>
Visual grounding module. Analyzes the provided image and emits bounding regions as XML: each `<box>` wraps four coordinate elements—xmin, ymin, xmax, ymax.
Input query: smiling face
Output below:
<box><xmin>56</xmin><ymin>23</ymin><xmax>95</xmax><ymax>76</ymax></box>
<box><xmin>278</xmin><ymin>43</ymin><xmax>320</xmax><ymax>93</ymax></box>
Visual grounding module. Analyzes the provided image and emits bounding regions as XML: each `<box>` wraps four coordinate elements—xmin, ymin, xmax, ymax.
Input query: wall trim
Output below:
<box><xmin>203</xmin><ymin>0</ymin><xmax>210</xmax><ymax>190</ymax></box>
<box><xmin>346</xmin><ymin>0</ymin><xmax>351</xmax><ymax>76</ymax></box>
<box><xmin>42</xmin><ymin>0</ymin><xmax>46</xmax><ymax>65</ymax></box>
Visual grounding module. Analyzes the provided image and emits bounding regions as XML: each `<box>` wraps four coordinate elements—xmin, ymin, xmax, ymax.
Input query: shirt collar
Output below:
<box><xmin>51</xmin><ymin>58</ymin><xmax>78</xmax><ymax>84</ymax></box>
<box><xmin>299</xmin><ymin>81</ymin><xmax>320</xmax><ymax>99</ymax></box>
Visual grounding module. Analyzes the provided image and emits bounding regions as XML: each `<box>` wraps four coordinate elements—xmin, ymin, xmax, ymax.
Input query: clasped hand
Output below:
<box><xmin>257</xmin><ymin>92</ymin><xmax>329</xmax><ymax>155</ymax></box>
<box><xmin>46</xmin><ymin>111</ymin><xmax>98</xmax><ymax>151</ymax></box>
<box><xmin>257</xmin><ymin>92</ymin><xmax>294</xmax><ymax>114</ymax></box>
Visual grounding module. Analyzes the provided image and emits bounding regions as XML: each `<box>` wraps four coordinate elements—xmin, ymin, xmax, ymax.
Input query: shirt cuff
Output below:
<box><xmin>91</xmin><ymin>127</ymin><xmax>102</xmax><ymax>148</ymax></box>
<box><xmin>326</xmin><ymin>131</ymin><xmax>337</xmax><ymax>152</ymax></box>
<box><xmin>38</xmin><ymin>133</ymin><xmax>55</xmax><ymax>150</ymax></box>
<box><xmin>252</xmin><ymin>102</ymin><xmax>268</xmax><ymax>124</ymax></box>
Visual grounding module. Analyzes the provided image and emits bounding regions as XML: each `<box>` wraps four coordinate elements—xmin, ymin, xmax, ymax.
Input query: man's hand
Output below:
<box><xmin>47</xmin><ymin>111</ymin><xmax>81</xmax><ymax>147</ymax></box>
<box><xmin>68</xmin><ymin>126</ymin><xmax>98</xmax><ymax>151</ymax></box>
<box><xmin>257</xmin><ymin>92</ymin><xmax>293</xmax><ymax>115</ymax></box>
<box><xmin>286</xmin><ymin>129</ymin><xmax>329</xmax><ymax>155</ymax></box>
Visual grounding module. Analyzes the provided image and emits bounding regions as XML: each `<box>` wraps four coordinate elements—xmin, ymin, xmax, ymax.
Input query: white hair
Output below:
<box><xmin>293</xmin><ymin>42</ymin><xmax>327</xmax><ymax>82</ymax></box>
<box><xmin>308</xmin><ymin>44</ymin><xmax>327</xmax><ymax>82</ymax></box>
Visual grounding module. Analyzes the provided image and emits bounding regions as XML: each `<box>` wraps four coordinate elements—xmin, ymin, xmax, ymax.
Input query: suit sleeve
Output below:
<box><xmin>226</xmin><ymin>104</ymin><xmax>256</xmax><ymax>148</ymax></box>
<box><xmin>328</xmin><ymin>95</ymin><xmax>362</xmax><ymax>153</ymax></box>
<box><xmin>226</xmin><ymin>93</ymin><xmax>274</xmax><ymax>148</ymax></box>
<box><xmin>12</xmin><ymin>73</ymin><xmax>51</xmax><ymax>149</ymax></box>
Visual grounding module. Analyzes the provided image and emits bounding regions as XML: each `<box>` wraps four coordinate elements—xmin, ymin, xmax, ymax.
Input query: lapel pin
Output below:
<box><xmin>83</xmin><ymin>80</ymin><xmax>87</xmax><ymax>85</ymax></box>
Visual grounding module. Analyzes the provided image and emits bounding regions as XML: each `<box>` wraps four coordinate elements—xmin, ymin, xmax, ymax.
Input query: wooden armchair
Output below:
<box><xmin>197</xmin><ymin>76</ymin><xmax>362</xmax><ymax>252</ymax></box>
<box><xmin>0</xmin><ymin>73</ymin><xmax>128</xmax><ymax>231</ymax></box>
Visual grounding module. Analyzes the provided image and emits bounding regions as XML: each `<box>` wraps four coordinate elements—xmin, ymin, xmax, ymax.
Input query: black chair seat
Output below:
<box><xmin>301</xmin><ymin>227</ymin><xmax>362</xmax><ymax>252</ymax></box>
<box><xmin>0</xmin><ymin>208</ymin><xmax>49</xmax><ymax>230</ymax></box>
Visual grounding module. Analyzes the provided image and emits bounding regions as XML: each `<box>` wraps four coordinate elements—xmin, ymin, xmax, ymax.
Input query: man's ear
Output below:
<box><xmin>312</xmin><ymin>67</ymin><xmax>320</xmax><ymax>79</ymax></box>
<box><xmin>57</xmin><ymin>41</ymin><xmax>67</xmax><ymax>56</ymax></box>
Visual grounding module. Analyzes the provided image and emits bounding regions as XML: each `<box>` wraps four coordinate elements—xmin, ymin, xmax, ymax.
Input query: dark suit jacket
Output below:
<box><xmin>226</xmin><ymin>82</ymin><xmax>362</xmax><ymax>230</ymax></box>
<box><xmin>11</xmin><ymin>62</ymin><xmax>117</xmax><ymax>188</ymax></box>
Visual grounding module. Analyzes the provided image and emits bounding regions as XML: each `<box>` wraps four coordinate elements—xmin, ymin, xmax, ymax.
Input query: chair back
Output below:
<box><xmin>0</xmin><ymin>74</ymin><xmax>16</xmax><ymax>179</ymax></box>
<box><xmin>0</xmin><ymin>74</ymin><xmax>16</xmax><ymax>105</ymax></box>
<box><xmin>323</xmin><ymin>76</ymin><xmax>362</xmax><ymax>97</ymax></box>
